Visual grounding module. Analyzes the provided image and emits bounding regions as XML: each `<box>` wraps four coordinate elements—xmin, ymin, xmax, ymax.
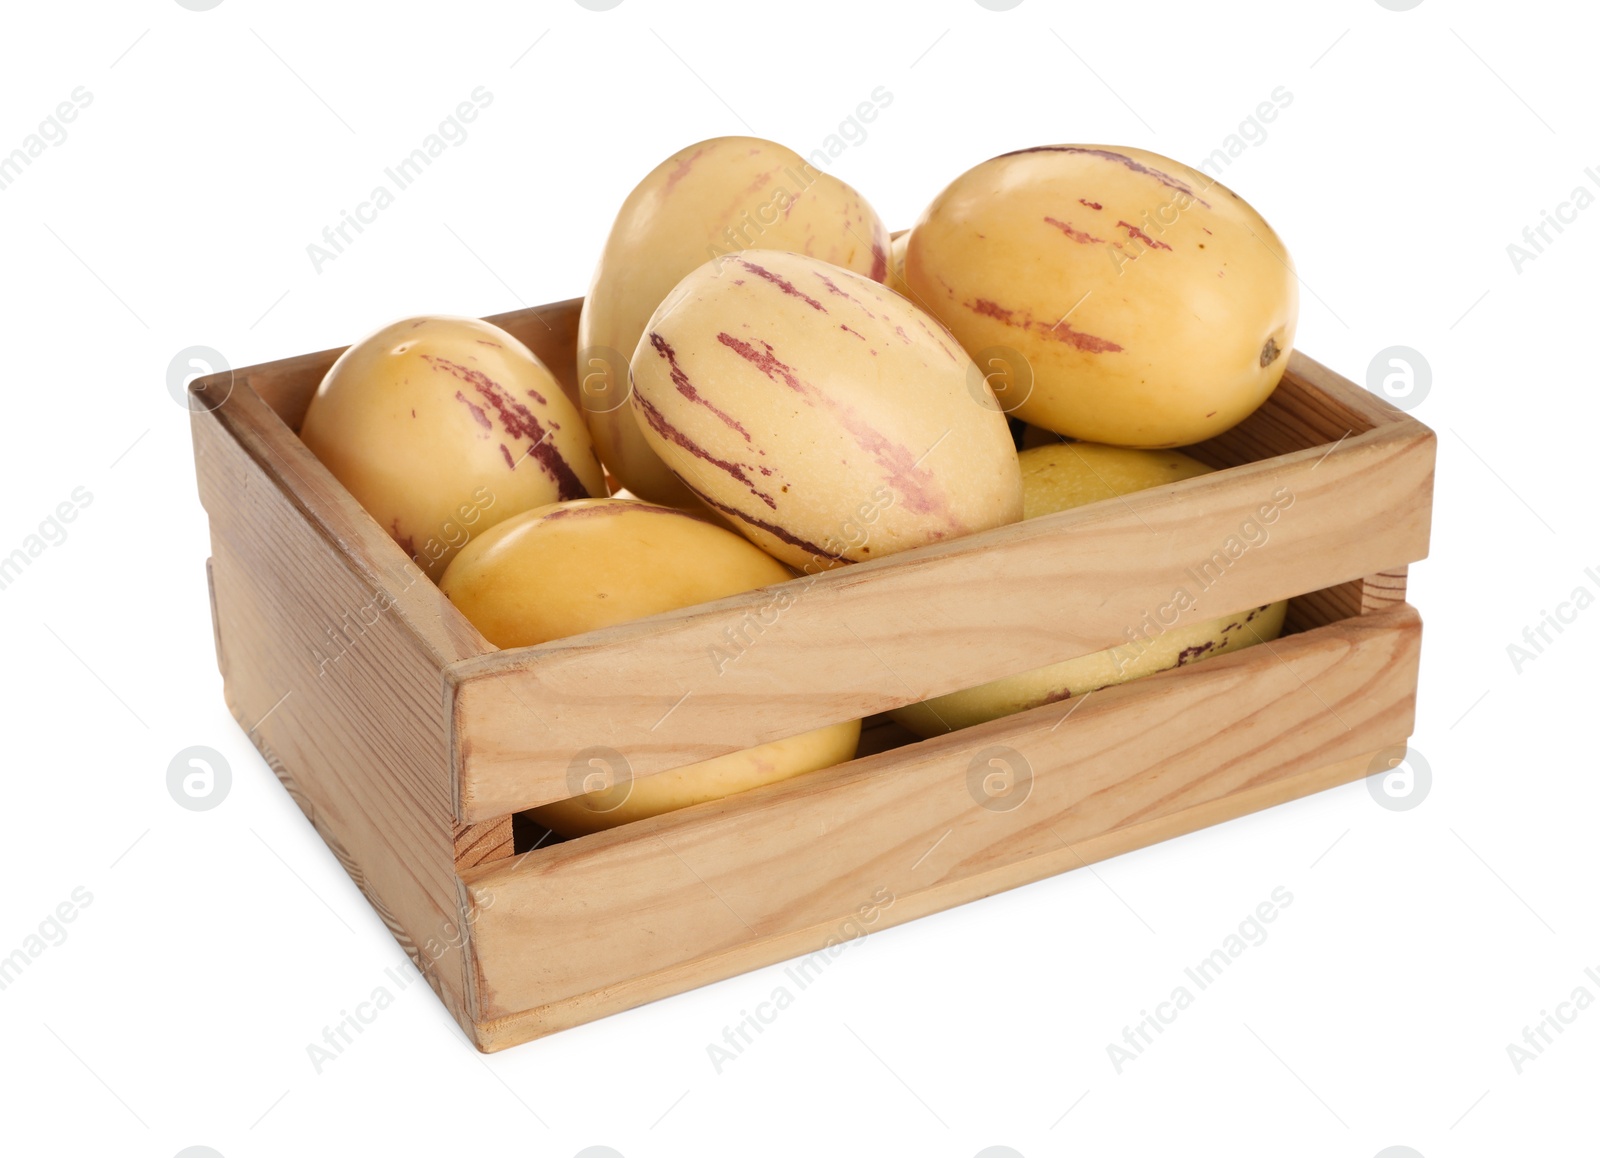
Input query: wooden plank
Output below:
<box><xmin>674</xmin><ymin>567</ymin><xmax>1403</xmax><ymax>775</ymax></box>
<box><xmin>468</xmin><ymin>743</ymin><xmax>1385</xmax><ymax>1051</ymax></box>
<box><xmin>1286</xmin><ymin>567</ymin><xmax>1408</xmax><ymax>635</ymax></box>
<box><xmin>462</xmin><ymin>604</ymin><xmax>1421</xmax><ymax>1025</ymax></box>
<box><xmin>193</xmin><ymin>403</ymin><xmax>482</xmax><ymax>1034</ymax></box>
<box><xmin>1285</xmin><ymin>350</ymin><xmax>1422</xmax><ymax>433</ymax></box>
<box><xmin>450</xmin><ymin>420</ymin><xmax>1435</xmax><ymax>819</ymax></box>
<box><xmin>204</xmin><ymin>556</ymin><xmax>224</xmax><ymax>677</ymax></box>
<box><xmin>454</xmin><ymin>818</ymin><xmax>515</xmax><ymax>871</ymax></box>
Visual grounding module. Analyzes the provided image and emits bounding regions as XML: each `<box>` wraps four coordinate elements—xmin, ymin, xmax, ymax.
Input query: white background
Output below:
<box><xmin>0</xmin><ymin>1</ymin><xmax>1593</xmax><ymax>1155</ymax></box>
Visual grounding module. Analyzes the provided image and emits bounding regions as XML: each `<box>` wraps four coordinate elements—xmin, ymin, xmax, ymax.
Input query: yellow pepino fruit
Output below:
<box><xmin>299</xmin><ymin>316</ymin><xmax>605</xmax><ymax>580</ymax></box>
<box><xmin>531</xmin><ymin>725</ymin><xmax>862</xmax><ymax>838</ymax></box>
<box><xmin>886</xmin><ymin>230</ymin><xmax>912</xmax><ymax>299</ymax></box>
<box><xmin>629</xmin><ymin>249</ymin><xmax>1022</xmax><ymax>572</ymax></box>
<box><xmin>1018</xmin><ymin>439</ymin><xmax>1214</xmax><ymax>518</ymax></box>
<box><xmin>890</xmin><ymin>442</ymin><xmax>1289</xmax><ymax>737</ymax></box>
<box><xmin>906</xmin><ymin>144</ymin><xmax>1298</xmax><ymax>448</ymax></box>
<box><xmin>438</xmin><ymin>497</ymin><xmax>861</xmax><ymax>836</ymax></box>
<box><xmin>579</xmin><ymin>135</ymin><xmax>890</xmax><ymax>506</ymax></box>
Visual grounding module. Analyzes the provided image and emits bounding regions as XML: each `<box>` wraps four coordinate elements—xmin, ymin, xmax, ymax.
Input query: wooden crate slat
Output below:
<box><xmin>469</xmin><ymin>743</ymin><xmax>1385</xmax><ymax>1050</ymax></box>
<box><xmin>450</xmin><ymin>422</ymin><xmax>1434</xmax><ymax>819</ymax></box>
<box><xmin>462</xmin><ymin>604</ymin><xmax>1420</xmax><ymax>1026</ymax></box>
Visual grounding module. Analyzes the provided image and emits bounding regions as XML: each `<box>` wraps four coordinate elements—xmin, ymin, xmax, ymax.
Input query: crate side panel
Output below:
<box><xmin>465</xmin><ymin>605</ymin><xmax>1420</xmax><ymax>1018</ymax></box>
<box><xmin>453</xmin><ymin>422</ymin><xmax>1434</xmax><ymax>818</ymax></box>
<box><xmin>470</xmin><ymin>743</ymin><xmax>1380</xmax><ymax>1051</ymax></box>
<box><xmin>1286</xmin><ymin>351</ymin><xmax>1422</xmax><ymax>432</ymax></box>
<box><xmin>194</xmin><ymin>406</ymin><xmax>478</xmax><ymax>1027</ymax></box>
<box><xmin>234</xmin><ymin>349</ymin><xmax>344</xmax><ymax>433</ymax></box>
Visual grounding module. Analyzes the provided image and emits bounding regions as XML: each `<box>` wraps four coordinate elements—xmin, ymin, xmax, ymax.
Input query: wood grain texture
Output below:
<box><xmin>1285</xmin><ymin>567</ymin><xmax>1408</xmax><ymax>635</ymax></box>
<box><xmin>450</xmin><ymin>419</ymin><xmax>1435</xmax><ymax>819</ymax></box>
<box><xmin>462</xmin><ymin>604</ymin><xmax>1421</xmax><ymax>1029</ymax></box>
<box><xmin>193</xmin><ymin>397</ymin><xmax>483</xmax><ymax>1034</ymax></box>
<box><xmin>843</xmin><ymin>575</ymin><xmax>1392</xmax><ymax>767</ymax></box>
<box><xmin>454</xmin><ymin>818</ymin><xmax>515</xmax><ymax>871</ymax></box>
<box><xmin>469</xmin><ymin>743</ymin><xmax>1385</xmax><ymax>1051</ymax></box>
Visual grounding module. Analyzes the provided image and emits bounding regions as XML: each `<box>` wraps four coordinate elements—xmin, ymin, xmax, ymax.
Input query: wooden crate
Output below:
<box><xmin>189</xmin><ymin>296</ymin><xmax>1433</xmax><ymax>1051</ymax></box>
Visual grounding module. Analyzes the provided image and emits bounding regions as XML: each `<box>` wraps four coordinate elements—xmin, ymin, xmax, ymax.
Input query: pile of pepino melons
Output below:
<box><xmin>299</xmin><ymin>136</ymin><xmax>1298</xmax><ymax>836</ymax></box>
